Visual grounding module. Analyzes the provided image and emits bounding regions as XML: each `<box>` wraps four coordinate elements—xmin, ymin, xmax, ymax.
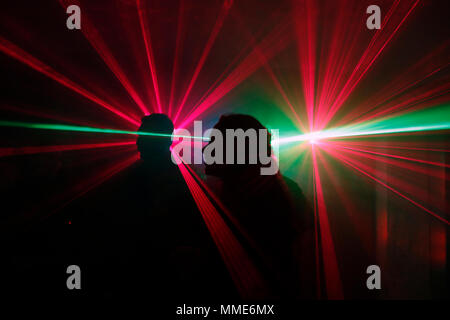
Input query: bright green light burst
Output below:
<box><xmin>275</xmin><ymin>105</ymin><xmax>450</xmax><ymax>145</ymax></box>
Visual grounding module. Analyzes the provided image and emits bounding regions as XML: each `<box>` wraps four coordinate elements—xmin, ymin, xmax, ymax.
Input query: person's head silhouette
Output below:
<box><xmin>204</xmin><ymin>114</ymin><xmax>274</xmax><ymax>178</ymax></box>
<box><xmin>137</xmin><ymin>114</ymin><xmax>174</xmax><ymax>161</ymax></box>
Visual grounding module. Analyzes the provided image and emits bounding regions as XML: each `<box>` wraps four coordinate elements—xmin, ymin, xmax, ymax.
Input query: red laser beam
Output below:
<box><xmin>231</xmin><ymin>9</ymin><xmax>306</xmax><ymax>131</ymax></box>
<box><xmin>331</xmin><ymin>143</ymin><xmax>450</xmax><ymax>168</ymax></box>
<box><xmin>0</xmin><ymin>141</ymin><xmax>135</xmax><ymax>158</ymax></box>
<box><xmin>351</xmin><ymin>83</ymin><xmax>450</xmax><ymax>126</ymax></box>
<box><xmin>322</xmin><ymin>140</ymin><xmax>450</xmax><ymax>153</ymax></box>
<box><xmin>177</xmin><ymin>158</ymin><xmax>267</xmax><ymax>299</ymax></box>
<box><xmin>179</xmin><ymin>20</ymin><xmax>292</xmax><ymax>128</ymax></box>
<box><xmin>0</xmin><ymin>37</ymin><xmax>140</xmax><ymax>127</ymax></box>
<box><xmin>168</xmin><ymin>0</ymin><xmax>186</xmax><ymax>118</ymax></box>
<box><xmin>294</xmin><ymin>0</ymin><xmax>318</xmax><ymax>132</ymax></box>
<box><xmin>59</xmin><ymin>0</ymin><xmax>150</xmax><ymax>116</ymax></box>
<box><xmin>173</xmin><ymin>0</ymin><xmax>232</xmax><ymax>123</ymax></box>
<box><xmin>326</xmin><ymin>142</ymin><xmax>448</xmax><ymax>181</ymax></box>
<box><xmin>47</xmin><ymin>151</ymin><xmax>139</xmax><ymax>218</ymax></box>
<box><xmin>315</xmin><ymin>147</ymin><xmax>373</xmax><ymax>253</ymax></box>
<box><xmin>318</xmin><ymin>0</ymin><xmax>420</xmax><ymax>130</ymax></box>
<box><xmin>311</xmin><ymin>146</ymin><xmax>344</xmax><ymax>299</ymax></box>
<box><xmin>136</xmin><ymin>0</ymin><xmax>163</xmax><ymax>113</ymax></box>
<box><xmin>337</xmin><ymin>42</ymin><xmax>450</xmax><ymax>126</ymax></box>
<box><xmin>320</xmin><ymin>143</ymin><xmax>449</xmax><ymax>225</ymax></box>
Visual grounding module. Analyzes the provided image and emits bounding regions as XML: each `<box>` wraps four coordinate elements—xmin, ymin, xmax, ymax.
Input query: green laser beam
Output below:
<box><xmin>1</xmin><ymin>105</ymin><xmax>449</xmax><ymax>145</ymax></box>
<box><xmin>276</xmin><ymin>123</ymin><xmax>450</xmax><ymax>145</ymax></box>
<box><xmin>276</xmin><ymin>105</ymin><xmax>450</xmax><ymax>145</ymax></box>
<box><xmin>0</xmin><ymin>120</ymin><xmax>209</xmax><ymax>141</ymax></box>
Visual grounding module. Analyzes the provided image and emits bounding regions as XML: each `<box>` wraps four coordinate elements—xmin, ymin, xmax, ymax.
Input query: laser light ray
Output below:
<box><xmin>318</xmin><ymin>0</ymin><xmax>421</xmax><ymax>130</ymax></box>
<box><xmin>59</xmin><ymin>0</ymin><xmax>150</xmax><ymax>115</ymax></box>
<box><xmin>137</xmin><ymin>0</ymin><xmax>163</xmax><ymax>113</ymax></box>
<box><xmin>2</xmin><ymin>112</ymin><xmax>449</xmax><ymax>149</ymax></box>
<box><xmin>0</xmin><ymin>37</ymin><xmax>140</xmax><ymax>126</ymax></box>
<box><xmin>176</xmin><ymin>154</ymin><xmax>267</xmax><ymax>299</ymax></box>
<box><xmin>276</xmin><ymin>105</ymin><xmax>450</xmax><ymax>145</ymax></box>
<box><xmin>0</xmin><ymin>120</ymin><xmax>208</xmax><ymax>141</ymax></box>
<box><xmin>276</xmin><ymin>124</ymin><xmax>450</xmax><ymax>145</ymax></box>
<box><xmin>320</xmin><ymin>143</ymin><xmax>450</xmax><ymax>225</ymax></box>
<box><xmin>0</xmin><ymin>141</ymin><xmax>135</xmax><ymax>158</ymax></box>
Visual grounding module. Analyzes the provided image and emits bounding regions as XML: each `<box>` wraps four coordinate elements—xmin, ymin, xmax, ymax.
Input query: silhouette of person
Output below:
<box><xmin>131</xmin><ymin>114</ymin><xmax>238</xmax><ymax>299</ymax></box>
<box><xmin>62</xmin><ymin>113</ymin><xmax>236</xmax><ymax>300</ymax></box>
<box><xmin>204</xmin><ymin>114</ymin><xmax>316</xmax><ymax>299</ymax></box>
<box><xmin>134</xmin><ymin>114</ymin><xmax>213</xmax><ymax>247</ymax></box>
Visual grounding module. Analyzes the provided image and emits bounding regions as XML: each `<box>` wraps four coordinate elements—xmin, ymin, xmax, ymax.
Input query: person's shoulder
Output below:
<box><xmin>280</xmin><ymin>174</ymin><xmax>304</xmax><ymax>195</ymax></box>
<box><xmin>280</xmin><ymin>174</ymin><xmax>313</xmax><ymax>225</ymax></box>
